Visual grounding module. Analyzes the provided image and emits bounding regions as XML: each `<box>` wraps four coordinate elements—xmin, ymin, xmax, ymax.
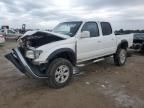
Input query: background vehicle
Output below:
<box><xmin>5</xmin><ymin>21</ymin><xmax>133</xmax><ymax>88</ymax></box>
<box><xmin>131</xmin><ymin>33</ymin><xmax>144</xmax><ymax>53</ymax></box>
<box><xmin>0</xmin><ymin>34</ymin><xmax>5</xmax><ymax>45</ymax></box>
<box><xmin>0</xmin><ymin>29</ymin><xmax>22</xmax><ymax>40</ymax></box>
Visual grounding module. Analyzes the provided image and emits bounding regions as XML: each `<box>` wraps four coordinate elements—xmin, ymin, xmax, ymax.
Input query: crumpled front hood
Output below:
<box><xmin>21</xmin><ymin>30</ymin><xmax>70</xmax><ymax>39</ymax></box>
<box><xmin>19</xmin><ymin>31</ymin><xmax>70</xmax><ymax>48</ymax></box>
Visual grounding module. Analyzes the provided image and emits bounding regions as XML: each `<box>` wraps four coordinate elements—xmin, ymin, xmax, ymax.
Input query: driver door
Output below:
<box><xmin>77</xmin><ymin>22</ymin><xmax>102</xmax><ymax>62</ymax></box>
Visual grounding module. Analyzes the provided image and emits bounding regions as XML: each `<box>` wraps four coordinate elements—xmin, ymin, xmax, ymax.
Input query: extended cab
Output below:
<box><xmin>5</xmin><ymin>21</ymin><xmax>133</xmax><ymax>88</ymax></box>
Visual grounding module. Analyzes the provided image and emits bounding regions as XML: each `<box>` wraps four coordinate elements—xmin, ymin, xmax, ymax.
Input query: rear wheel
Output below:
<box><xmin>46</xmin><ymin>58</ymin><xmax>73</xmax><ymax>89</ymax></box>
<box><xmin>114</xmin><ymin>48</ymin><xmax>127</xmax><ymax>66</ymax></box>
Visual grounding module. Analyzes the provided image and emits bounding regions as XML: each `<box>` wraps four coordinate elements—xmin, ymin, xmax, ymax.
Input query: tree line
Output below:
<box><xmin>115</xmin><ymin>29</ymin><xmax>144</xmax><ymax>35</ymax></box>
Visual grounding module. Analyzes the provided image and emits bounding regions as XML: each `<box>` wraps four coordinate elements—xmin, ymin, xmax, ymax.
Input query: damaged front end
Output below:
<box><xmin>19</xmin><ymin>31</ymin><xmax>66</xmax><ymax>48</ymax></box>
<box><xmin>5</xmin><ymin>48</ymin><xmax>48</xmax><ymax>78</ymax></box>
<box><xmin>5</xmin><ymin>31</ymin><xmax>68</xmax><ymax>79</ymax></box>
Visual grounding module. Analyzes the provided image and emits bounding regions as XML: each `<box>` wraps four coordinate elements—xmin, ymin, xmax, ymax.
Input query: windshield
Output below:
<box><xmin>53</xmin><ymin>21</ymin><xmax>82</xmax><ymax>37</ymax></box>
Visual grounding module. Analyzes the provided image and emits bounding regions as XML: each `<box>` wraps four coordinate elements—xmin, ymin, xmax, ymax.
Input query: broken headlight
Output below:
<box><xmin>26</xmin><ymin>50</ymin><xmax>35</xmax><ymax>59</ymax></box>
<box><xmin>26</xmin><ymin>50</ymin><xmax>43</xmax><ymax>59</ymax></box>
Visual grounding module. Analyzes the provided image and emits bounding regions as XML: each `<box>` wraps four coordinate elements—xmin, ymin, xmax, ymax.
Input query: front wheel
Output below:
<box><xmin>46</xmin><ymin>58</ymin><xmax>73</xmax><ymax>89</ymax></box>
<box><xmin>114</xmin><ymin>48</ymin><xmax>127</xmax><ymax>66</ymax></box>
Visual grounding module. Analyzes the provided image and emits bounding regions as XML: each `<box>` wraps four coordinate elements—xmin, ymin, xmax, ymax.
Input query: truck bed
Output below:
<box><xmin>116</xmin><ymin>34</ymin><xmax>133</xmax><ymax>48</ymax></box>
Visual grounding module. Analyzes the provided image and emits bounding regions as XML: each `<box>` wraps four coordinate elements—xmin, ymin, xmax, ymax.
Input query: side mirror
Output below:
<box><xmin>81</xmin><ymin>31</ymin><xmax>90</xmax><ymax>38</ymax></box>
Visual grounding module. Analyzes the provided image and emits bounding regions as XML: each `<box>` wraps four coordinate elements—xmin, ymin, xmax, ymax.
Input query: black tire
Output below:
<box><xmin>46</xmin><ymin>58</ymin><xmax>73</xmax><ymax>89</ymax></box>
<box><xmin>114</xmin><ymin>48</ymin><xmax>127</xmax><ymax>66</ymax></box>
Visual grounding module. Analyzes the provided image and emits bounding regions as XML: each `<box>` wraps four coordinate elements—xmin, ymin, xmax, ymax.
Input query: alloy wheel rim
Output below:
<box><xmin>120</xmin><ymin>50</ymin><xmax>126</xmax><ymax>64</ymax></box>
<box><xmin>55</xmin><ymin>65</ymin><xmax>70</xmax><ymax>83</ymax></box>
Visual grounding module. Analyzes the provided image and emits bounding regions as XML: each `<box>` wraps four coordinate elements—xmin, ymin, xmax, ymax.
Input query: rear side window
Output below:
<box><xmin>101</xmin><ymin>22</ymin><xmax>112</xmax><ymax>36</ymax></box>
<box><xmin>81</xmin><ymin>22</ymin><xmax>99</xmax><ymax>37</ymax></box>
<box><xmin>8</xmin><ymin>30</ymin><xmax>15</xmax><ymax>34</ymax></box>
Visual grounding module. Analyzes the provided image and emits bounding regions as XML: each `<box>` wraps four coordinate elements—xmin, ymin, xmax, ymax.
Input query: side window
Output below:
<box><xmin>8</xmin><ymin>30</ymin><xmax>15</xmax><ymax>34</ymax></box>
<box><xmin>101</xmin><ymin>22</ymin><xmax>112</xmax><ymax>36</ymax></box>
<box><xmin>81</xmin><ymin>22</ymin><xmax>99</xmax><ymax>37</ymax></box>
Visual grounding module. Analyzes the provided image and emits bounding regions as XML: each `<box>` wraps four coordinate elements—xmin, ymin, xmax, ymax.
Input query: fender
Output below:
<box><xmin>117</xmin><ymin>40</ymin><xmax>128</xmax><ymax>50</ymax></box>
<box><xmin>47</xmin><ymin>48</ymin><xmax>76</xmax><ymax>65</ymax></box>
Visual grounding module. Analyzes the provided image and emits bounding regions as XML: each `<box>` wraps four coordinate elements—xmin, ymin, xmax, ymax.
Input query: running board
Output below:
<box><xmin>77</xmin><ymin>58</ymin><xmax>104</xmax><ymax>67</ymax></box>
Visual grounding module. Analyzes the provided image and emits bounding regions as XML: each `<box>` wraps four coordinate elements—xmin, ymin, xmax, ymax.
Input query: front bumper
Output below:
<box><xmin>5</xmin><ymin>48</ymin><xmax>48</xmax><ymax>79</ymax></box>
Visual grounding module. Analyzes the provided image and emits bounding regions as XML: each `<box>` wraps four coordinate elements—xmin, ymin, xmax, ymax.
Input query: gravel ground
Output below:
<box><xmin>0</xmin><ymin>42</ymin><xmax>144</xmax><ymax>108</ymax></box>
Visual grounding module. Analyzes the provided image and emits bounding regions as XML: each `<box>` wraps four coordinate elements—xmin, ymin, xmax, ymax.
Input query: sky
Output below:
<box><xmin>0</xmin><ymin>0</ymin><xmax>144</xmax><ymax>30</ymax></box>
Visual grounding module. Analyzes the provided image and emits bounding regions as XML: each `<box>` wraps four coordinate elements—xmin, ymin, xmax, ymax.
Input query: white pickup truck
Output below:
<box><xmin>5</xmin><ymin>21</ymin><xmax>133</xmax><ymax>88</ymax></box>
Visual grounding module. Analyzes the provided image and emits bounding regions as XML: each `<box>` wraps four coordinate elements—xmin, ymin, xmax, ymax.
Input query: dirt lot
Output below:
<box><xmin>0</xmin><ymin>42</ymin><xmax>144</xmax><ymax>108</ymax></box>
